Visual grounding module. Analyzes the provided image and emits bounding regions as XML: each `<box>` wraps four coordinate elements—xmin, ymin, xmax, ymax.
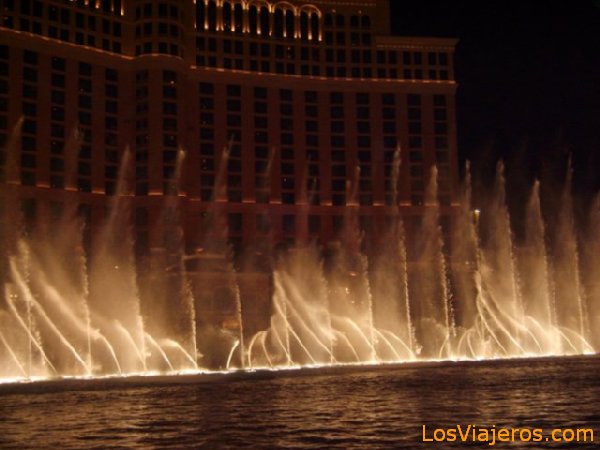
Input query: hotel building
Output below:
<box><xmin>0</xmin><ymin>0</ymin><xmax>459</xmax><ymax>267</ymax></box>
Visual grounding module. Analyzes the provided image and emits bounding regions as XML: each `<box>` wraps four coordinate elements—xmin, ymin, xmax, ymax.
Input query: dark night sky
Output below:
<box><xmin>389</xmin><ymin>0</ymin><xmax>600</xmax><ymax>205</ymax></box>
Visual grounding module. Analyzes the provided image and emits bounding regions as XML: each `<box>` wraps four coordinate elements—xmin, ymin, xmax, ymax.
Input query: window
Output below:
<box><xmin>434</xmin><ymin>95</ymin><xmax>447</xmax><ymax>107</ymax></box>
<box><xmin>23</xmin><ymin>120</ymin><xmax>36</xmax><ymax>134</ymax></box>
<box><xmin>22</xmin><ymin>102</ymin><xmax>37</xmax><ymax>116</ymax></box>
<box><xmin>199</xmin><ymin>83</ymin><xmax>214</xmax><ymax>96</ymax></box>
<box><xmin>23</xmin><ymin>85</ymin><xmax>37</xmax><ymax>99</ymax></box>
<box><xmin>280</xmin><ymin>104</ymin><xmax>292</xmax><ymax>115</ymax></box>
<box><xmin>23</xmin><ymin>67</ymin><xmax>37</xmax><ymax>82</ymax></box>
<box><xmin>407</xmin><ymin>94</ymin><xmax>421</xmax><ymax>106</ymax></box>
<box><xmin>434</xmin><ymin>109</ymin><xmax>447</xmax><ymax>121</ymax></box>
<box><xmin>330</xmin><ymin>106</ymin><xmax>344</xmax><ymax>119</ymax></box>
<box><xmin>227</xmin><ymin>85</ymin><xmax>241</xmax><ymax>96</ymax></box>
<box><xmin>280</xmin><ymin>89</ymin><xmax>293</xmax><ymax>101</ymax></box>
<box><xmin>434</xmin><ymin>123</ymin><xmax>447</xmax><ymax>134</ymax></box>
<box><xmin>357</xmin><ymin>136</ymin><xmax>371</xmax><ymax>148</ymax></box>
<box><xmin>78</xmin><ymin>95</ymin><xmax>92</xmax><ymax>109</ymax></box>
<box><xmin>163</xmin><ymin>86</ymin><xmax>176</xmax><ymax>99</ymax></box>
<box><xmin>79</xmin><ymin>79</ymin><xmax>92</xmax><ymax>93</ymax></box>
<box><xmin>330</xmin><ymin>92</ymin><xmax>343</xmax><ymax>104</ymax></box>
<box><xmin>305</xmin><ymin>105</ymin><xmax>317</xmax><ymax>117</ymax></box>
<box><xmin>357</xmin><ymin>121</ymin><xmax>370</xmax><ymax>133</ymax></box>
<box><xmin>79</xmin><ymin>62</ymin><xmax>92</xmax><ymax>76</ymax></box>
<box><xmin>330</xmin><ymin>136</ymin><xmax>345</xmax><ymax>147</ymax></box>
<box><xmin>254</xmin><ymin>87</ymin><xmax>267</xmax><ymax>99</ymax></box>
<box><xmin>331</xmin><ymin>121</ymin><xmax>344</xmax><ymax>133</ymax></box>
<box><xmin>163</xmin><ymin>70</ymin><xmax>177</xmax><ymax>83</ymax></box>
<box><xmin>51</xmin><ymin>107</ymin><xmax>64</xmax><ymax>122</ymax></box>
<box><xmin>23</xmin><ymin>50</ymin><xmax>38</xmax><ymax>65</ymax></box>
<box><xmin>163</xmin><ymin>102</ymin><xmax>177</xmax><ymax>115</ymax></box>
<box><xmin>227</xmin><ymin>99</ymin><xmax>241</xmax><ymax>111</ymax></box>
<box><xmin>356</xmin><ymin>93</ymin><xmax>369</xmax><ymax>105</ymax></box>
<box><xmin>255</xmin><ymin>117</ymin><xmax>267</xmax><ymax>128</ymax></box>
<box><xmin>106</xmin><ymin>101</ymin><xmax>118</xmax><ymax>114</ymax></box>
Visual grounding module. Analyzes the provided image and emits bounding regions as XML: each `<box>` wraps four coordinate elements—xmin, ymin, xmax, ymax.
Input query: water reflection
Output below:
<box><xmin>0</xmin><ymin>356</ymin><xmax>598</xmax><ymax>449</ymax></box>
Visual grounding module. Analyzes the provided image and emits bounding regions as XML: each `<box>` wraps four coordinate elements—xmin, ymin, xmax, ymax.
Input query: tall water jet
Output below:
<box><xmin>31</xmin><ymin>178</ymin><xmax>94</xmax><ymax>375</ymax></box>
<box><xmin>160</xmin><ymin>149</ymin><xmax>198</xmax><ymax>369</ymax></box>
<box><xmin>8</xmin><ymin>258</ymin><xmax>89</xmax><ymax>374</ymax></box>
<box><xmin>370</xmin><ymin>217</ymin><xmax>415</xmax><ymax>360</ymax></box>
<box><xmin>519</xmin><ymin>181</ymin><xmax>555</xmax><ymax>349</ymax></box>
<box><xmin>15</xmin><ymin>243</ymin><xmax>39</xmax><ymax>375</ymax></box>
<box><xmin>328</xmin><ymin>166</ymin><xmax>376</xmax><ymax>361</ymax></box>
<box><xmin>410</xmin><ymin>166</ymin><xmax>453</xmax><ymax>358</ymax></box>
<box><xmin>584</xmin><ymin>195</ymin><xmax>600</xmax><ymax>349</ymax></box>
<box><xmin>478</xmin><ymin>162</ymin><xmax>524</xmax><ymax>353</ymax></box>
<box><xmin>269</xmin><ymin>246</ymin><xmax>334</xmax><ymax>365</ymax></box>
<box><xmin>551</xmin><ymin>160</ymin><xmax>589</xmax><ymax>345</ymax></box>
<box><xmin>450</xmin><ymin>162</ymin><xmax>479</xmax><ymax>334</ymax></box>
<box><xmin>371</xmin><ymin>146</ymin><xmax>415</xmax><ymax>359</ymax></box>
<box><xmin>5</xmin><ymin>282</ymin><xmax>56</xmax><ymax>377</ymax></box>
<box><xmin>193</xmin><ymin>142</ymin><xmax>245</xmax><ymax>369</ymax></box>
<box><xmin>88</xmin><ymin>148</ymin><xmax>147</xmax><ymax>373</ymax></box>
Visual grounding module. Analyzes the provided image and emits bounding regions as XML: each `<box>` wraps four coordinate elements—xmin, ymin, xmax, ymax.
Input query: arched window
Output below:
<box><xmin>196</xmin><ymin>1</ymin><xmax>205</xmax><ymax>29</ymax></box>
<box><xmin>207</xmin><ymin>0</ymin><xmax>217</xmax><ymax>31</ymax></box>
<box><xmin>361</xmin><ymin>15</ymin><xmax>371</xmax><ymax>28</ymax></box>
<box><xmin>234</xmin><ymin>3</ymin><xmax>243</xmax><ymax>33</ymax></box>
<box><xmin>324</xmin><ymin>13</ymin><xmax>332</xmax><ymax>27</ymax></box>
<box><xmin>310</xmin><ymin>13</ymin><xmax>319</xmax><ymax>41</ymax></box>
<box><xmin>259</xmin><ymin>6</ymin><xmax>269</xmax><ymax>35</ymax></box>
<box><xmin>274</xmin><ymin>9</ymin><xmax>284</xmax><ymax>38</ymax></box>
<box><xmin>222</xmin><ymin>2</ymin><xmax>232</xmax><ymax>32</ymax></box>
<box><xmin>249</xmin><ymin>6</ymin><xmax>258</xmax><ymax>35</ymax></box>
<box><xmin>300</xmin><ymin>12</ymin><xmax>309</xmax><ymax>40</ymax></box>
<box><xmin>285</xmin><ymin>10</ymin><xmax>294</xmax><ymax>38</ymax></box>
<box><xmin>350</xmin><ymin>15</ymin><xmax>359</xmax><ymax>28</ymax></box>
<box><xmin>335</xmin><ymin>14</ymin><xmax>344</xmax><ymax>27</ymax></box>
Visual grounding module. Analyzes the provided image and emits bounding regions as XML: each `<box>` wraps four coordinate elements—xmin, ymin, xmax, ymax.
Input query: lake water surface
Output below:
<box><xmin>0</xmin><ymin>356</ymin><xmax>598</xmax><ymax>449</ymax></box>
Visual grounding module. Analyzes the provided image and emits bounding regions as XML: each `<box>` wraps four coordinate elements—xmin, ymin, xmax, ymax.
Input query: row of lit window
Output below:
<box><xmin>2</xmin><ymin>0</ymin><xmax>122</xmax><ymax>28</ymax></box>
<box><xmin>135</xmin><ymin>22</ymin><xmax>181</xmax><ymax>39</ymax></box>
<box><xmin>195</xmin><ymin>37</ymin><xmax>449</xmax><ymax>68</ymax></box>
<box><xmin>135</xmin><ymin>3</ymin><xmax>179</xmax><ymax>21</ymax></box>
<box><xmin>0</xmin><ymin>15</ymin><xmax>123</xmax><ymax>54</ymax></box>
<box><xmin>197</xmin><ymin>86</ymin><xmax>440</xmax><ymax>111</ymax></box>
<box><xmin>194</xmin><ymin>54</ymin><xmax>449</xmax><ymax>80</ymax></box>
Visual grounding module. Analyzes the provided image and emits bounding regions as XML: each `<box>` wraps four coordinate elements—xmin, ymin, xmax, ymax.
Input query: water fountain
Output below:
<box><xmin>0</xmin><ymin>129</ymin><xmax>598</xmax><ymax>381</ymax></box>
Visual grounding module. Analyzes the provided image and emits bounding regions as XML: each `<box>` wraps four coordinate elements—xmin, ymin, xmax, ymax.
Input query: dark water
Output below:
<box><xmin>0</xmin><ymin>356</ymin><xmax>599</xmax><ymax>449</ymax></box>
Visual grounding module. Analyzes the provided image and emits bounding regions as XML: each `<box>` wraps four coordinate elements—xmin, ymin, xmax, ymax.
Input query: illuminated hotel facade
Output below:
<box><xmin>0</xmin><ymin>0</ymin><xmax>458</xmax><ymax>266</ymax></box>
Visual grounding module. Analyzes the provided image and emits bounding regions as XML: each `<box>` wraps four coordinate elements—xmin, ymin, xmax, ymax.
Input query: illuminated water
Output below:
<box><xmin>1</xmin><ymin>122</ymin><xmax>599</xmax><ymax>379</ymax></box>
<box><xmin>0</xmin><ymin>356</ymin><xmax>598</xmax><ymax>449</ymax></box>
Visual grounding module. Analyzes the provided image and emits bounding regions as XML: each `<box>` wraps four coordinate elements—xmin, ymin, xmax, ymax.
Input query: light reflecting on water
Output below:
<box><xmin>0</xmin><ymin>356</ymin><xmax>599</xmax><ymax>449</ymax></box>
